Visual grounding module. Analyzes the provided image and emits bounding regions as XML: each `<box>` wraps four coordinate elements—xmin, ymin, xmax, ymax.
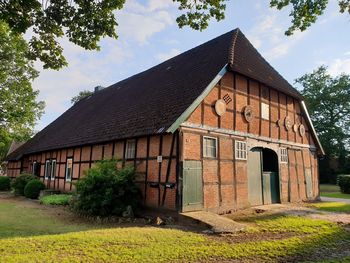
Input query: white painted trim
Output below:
<box><xmin>203</xmin><ymin>136</ymin><xmax>218</xmax><ymax>158</ymax></box>
<box><xmin>166</xmin><ymin>64</ymin><xmax>228</xmax><ymax>133</ymax></box>
<box><xmin>235</xmin><ymin>140</ymin><xmax>247</xmax><ymax>160</ymax></box>
<box><xmin>44</xmin><ymin>160</ymin><xmax>50</xmax><ymax>180</ymax></box>
<box><xmin>181</xmin><ymin>122</ymin><xmax>318</xmax><ymax>151</ymax></box>
<box><xmin>65</xmin><ymin>158</ymin><xmax>73</xmax><ymax>182</ymax></box>
<box><xmin>301</xmin><ymin>101</ymin><xmax>325</xmax><ymax>155</ymax></box>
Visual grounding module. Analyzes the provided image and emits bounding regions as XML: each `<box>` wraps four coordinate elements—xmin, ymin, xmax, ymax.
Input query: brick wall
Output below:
<box><xmin>7</xmin><ymin>133</ymin><xmax>179</xmax><ymax>211</ymax></box>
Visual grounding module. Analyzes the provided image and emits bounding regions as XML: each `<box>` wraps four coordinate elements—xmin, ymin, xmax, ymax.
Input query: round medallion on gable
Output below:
<box><xmin>284</xmin><ymin>116</ymin><xmax>292</xmax><ymax>131</ymax></box>
<box><xmin>276</xmin><ymin>119</ymin><xmax>282</xmax><ymax>127</ymax></box>
<box><xmin>299</xmin><ymin>124</ymin><xmax>306</xmax><ymax>136</ymax></box>
<box><xmin>214</xmin><ymin>99</ymin><xmax>226</xmax><ymax>116</ymax></box>
<box><xmin>243</xmin><ymin>105</ymin><xmax>254</xmax><ymax>123</ymax></box>
<box><xmin>293</xmin><ymin>124</ymin><xmax>298</xmax><ymax>133</ymax></box>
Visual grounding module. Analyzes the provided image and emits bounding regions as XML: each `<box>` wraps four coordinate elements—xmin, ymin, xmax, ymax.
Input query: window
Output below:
<box><xmin>203</xmin><ymin>137</ymin><xmax>217</xmax><ymax>158</ymax></box>
<box><xmin>32</xmin><ymin>161</ymin><xmax>37</xmax><ymax>175</ymax></box>
<box><xmin>125</xmin><ymin>140</ymin><xmax>136</xmax><ymax>159</ymax></box>
<box><xmin>44</xmin><ymin>160</ymin><xmax>51</xmax><ymax>180</ymax></box>
<box><xmin>280</xmin><ymin>148</ymin><xmax>288</xmax><ymax>163</ymax></box>
<box><xmin>261</xmin><ymin>102</ymin><xmax>270</xmax><ymax>120</ymax></box>
<box><xmin>44</xmin><ymin>160</ymin><xmax>57</xmax><ymax>180</ymax></box>
<box><xmin>51</xmin><ymin>160</ymin><xmax>57</xmax><ymax>180</ymax></box>
<box><xmin>65</xmin><ymin>158</ymin><xmax>73</xmax><ymax>182</ymax></box>
<box><xmin>235</xmin><ymin>141</ymin><xmax>247</xmax><ymax>160</ymax></box>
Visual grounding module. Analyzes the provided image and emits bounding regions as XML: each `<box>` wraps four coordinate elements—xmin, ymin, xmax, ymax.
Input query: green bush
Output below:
<box><xmin>0</xmin><ymin>176</ymin><xmax>11</xmax><ymax>191</ymax></box>
<box><xmin>71</xmin><ymin>159</ymin><xmax>141</xmax><ymax>217</ymax></box>
<box><xmin>40</xmin><ymin>194</ymin><xmax>72</xmax><ymax>205</ymax></box>
<box><xmin>11</xmin><ymin>173</ymin><xmax>37</xmax><ymax>195</ymax></box>
<box><xmin>24</xmin><ymin>179</ymin><xmax>45</xmax><ymax>199</ymax></box>
<box><xmin>338</xmin><ymin>175</ymin><xmax>350</xmax><ymax>194</ymax></box>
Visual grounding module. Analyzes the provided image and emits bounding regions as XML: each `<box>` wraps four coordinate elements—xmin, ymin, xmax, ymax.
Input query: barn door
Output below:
<box><xmin>248</xmin><ymin>148</ymin><xmax>263</xmax><ymax>206</ymax></box>
<box><xmin>182</xmin><ymin>161</ymin><xmax>203</xmax><ymax>212</ymax></box>
<box><xmin>305</xmin><ymin>168</ymin><xmax>313</xmax><ymax>199</ymax></box>
<box><xmin>262</xmin><ymin>172</ymin><xmax>279</xmax><ymax>204</ymax></box>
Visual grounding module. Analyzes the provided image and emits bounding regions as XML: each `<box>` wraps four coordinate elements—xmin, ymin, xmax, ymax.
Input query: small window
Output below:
<box><xmin>51</xmin><ymin>160</ymin><xmax>57</xmax><ymax>180</ymax></box>
<box><xmin>261</xmin><ymin>102</ymin><xmax>270</xmax><ymax>120</ymax></box>
<box><xmin>125</xmin><ymin>140</ymin><xmax>136</xmax><ymax>159</ymax></box>
<box><xmin>44</xmin><ymin>160</ymin><xmax>51</xmax><ymax>180</ymax></box>
<box><xmin>280</xmin><ymin>148</ymin><xmax>288</xmax><ymax>163</ymax></box>
<box><xmin>203</xmin><ymin>137</ymin><xmax>217</xmax><ymax>158</ymax></box>
<box><xmin>65</xmin><ymin>158</ymin><xmax>73</xmax><ymax>182</ymax></box>
<box><xmin>32</xmin><ymin>161</ymin><xmax>37</xmax><ymax>175</ymax></box>
<box><xmin>235</xmin><ymin>141</ymin><xmax>247</xmax><ymax>160</ymax></box>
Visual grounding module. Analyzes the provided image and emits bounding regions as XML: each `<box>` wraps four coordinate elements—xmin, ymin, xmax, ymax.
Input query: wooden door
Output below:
<box><xmin>305</xmin><ymin>168</ymin><xmax>313</xmax><ymax>199</ymax></box>
<box><xmin>182</xmin><ymin>161</ymin><xmax>203</xmax><ymax>212</ymax></box>
<box><xmin>248</xmin><ymin>148</ymin><xmax>263</xmax><ymax>206</ymax></box>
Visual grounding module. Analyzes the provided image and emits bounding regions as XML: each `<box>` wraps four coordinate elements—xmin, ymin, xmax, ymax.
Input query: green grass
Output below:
<box><xmin>0</xmin><ymin>198</ymin><xmax>350</xmax><ymax>262</ymax></box>
<box><xmin>311</xmin><ymin>202</ymin><xmax>350</xmax><ymax>213</ymax></box>
<box><xmin>0</xmin><ymin>201</ymin><xmax>93</xmax><ymax>238</ymax></box>
<box><xmin>320</xmin><ymin>184</ymin><xmax>350</xmax><ymax>199</ymax></box>
<box><xmin>40</xmin><ymin>194</ymin><xmax>72</xmax><ymax>205</ymax></box>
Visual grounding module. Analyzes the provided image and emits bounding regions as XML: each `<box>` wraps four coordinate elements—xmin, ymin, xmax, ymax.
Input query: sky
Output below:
<box><xmin>32</xmin><ymin>0</ymin><xmax>350</xmax><ymax>131</ymax></box>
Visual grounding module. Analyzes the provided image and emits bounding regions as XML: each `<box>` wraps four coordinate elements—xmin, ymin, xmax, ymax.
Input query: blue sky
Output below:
<box><xmin>32</xmin><ymin>0</ymin><xmax>350</xmax><ymax>131</ymax></box>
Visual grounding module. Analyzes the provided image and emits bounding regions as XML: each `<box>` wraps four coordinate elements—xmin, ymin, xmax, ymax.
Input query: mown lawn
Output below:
<box><xmin>1</xmin><ymin>196</ymin><xmax>350</xmax><ymax>262</ymax></box>
<box><xmin>311</xmin><ymin>201</ymin><xmax>350</xmax><ymax>213</ymax></box>
<box><xmin>320</xmin><ymin>184</ymin><xmax>350</xmax><ymax>199</ymax></box>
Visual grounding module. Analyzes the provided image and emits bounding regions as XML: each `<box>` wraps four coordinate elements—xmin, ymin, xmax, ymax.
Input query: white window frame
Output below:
<box><xmin>125</xmin><ymin>140</ymin><xmax>136</xmax><ymax>159</ymax></box>
<box><xmin>280</xmin><ymin>148</ymin><xmax>288</xmax><ymax>163</ymax></box>
<box><xmin>235</xmin><ymin>141</ymin><xmax>247</xmax><ymax>160</ymax></box>
<box><xmin>203</xmin><ymin>136</ymin><xmax>217</xmax><ymax>158</ymax></box>
<box><xmin>44</xmin><ymin>160</ymin><xmax>51</xmax><ymax>180</ymax></box>
<box><xmin>51</xmin><ymin>160</ymin><xmax>57</xmax><ymax>180</ymax></box>
<box><xmin>32</xmin><ymin>161</ymin><xmax>37</xmax><ymax>175</ymax></box>
<box><xmin>65</xmin><ymin>158</ymin><xmax>73</xmax><ymax>182</ymax></box>
<box><xmin>261</xmin><ymin>102</ymin><xmax>270</xmax><ymax>120</ymax></box>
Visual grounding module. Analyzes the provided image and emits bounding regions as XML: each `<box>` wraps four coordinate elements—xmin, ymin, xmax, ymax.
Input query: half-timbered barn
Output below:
<box><xmin>5</xmin><ymin>28</ymin><xmax>324</xmax><ymax>213</ymax></box>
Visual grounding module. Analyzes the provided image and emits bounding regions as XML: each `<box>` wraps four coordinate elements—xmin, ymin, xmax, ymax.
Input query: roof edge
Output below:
<box><xmin>301</xmin><ymin>101</ymin><xmax>325</xmax><ymax>156</ymax></box>
<box><xmin>166</xmin><ymin>64</ymin><xmax>229</xmax><ymax>133</ymax></box>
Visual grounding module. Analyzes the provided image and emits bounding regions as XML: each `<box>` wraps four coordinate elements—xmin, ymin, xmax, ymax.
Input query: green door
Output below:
<box><xmin>248</xmin><ymin>148</ymin><xmax>263</xmax><ymax>206</ymax></box>
<box><xmin>263</xmin><ymin>172</ymin><xmax>280</xmax><ymax>204</ymax></box>
<box><xmin>182</xmin><ymin>161</ymin><xmax>203</xmax><ymax>212</ymax></box>
<box><xmin>305</xmin><ymin>168</ymin><xmax>313</xmax><ymax>199</ymax></box>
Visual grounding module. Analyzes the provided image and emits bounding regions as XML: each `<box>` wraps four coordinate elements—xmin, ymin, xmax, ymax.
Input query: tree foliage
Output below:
<box><xmin>296</xmin><ymin>66</ymin><xmax>350</xmax><ymax>157</ymax></box>
<box><xmin>0</xmin><ymin>21</ymin><xmax>44</xmax><ymax>161</ymax></box>
<box><xmin>296</xmin><ymin>66</ymin><xmax>350</xmax><ymax>181</ymax></box>
<box><xmin>71</xmin><ymin>90</ymin><xmax>93</xmax><ymax>104</ymax></box>
<box><xmin>270</xmin><ymin>0</ymin><xmax>350</xmax><ymax>35</ymax></box>
<box><xmin>0</xmin><ymin>0</ymin><xmax>226</xmax><ymax>70</ymax></box>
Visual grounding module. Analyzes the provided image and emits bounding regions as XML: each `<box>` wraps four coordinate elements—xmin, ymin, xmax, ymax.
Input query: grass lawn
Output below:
<box><xmin>1</xmin><ymin>195</ymin><xmax>350</xmax><ymax>262</ymax></box>
<box><xmin>311</xmin><ymin>202</ymin><xmax>350</xmax><ymax>213</ymax></box>
<box><xmin>320</xmin><ymin>184</ymin><xmax>350</xmax><ymax>199</ymax></box>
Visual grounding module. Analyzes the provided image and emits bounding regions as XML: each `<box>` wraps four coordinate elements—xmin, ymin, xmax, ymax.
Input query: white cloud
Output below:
<box><xmin>247</xmin><ymin>11</ymin><xmax>308</xmax><ymax>61</ymax></box>
<box><xmin>156</xmin><ymin>48</ymin><xmax>181</xmax><ymax>62</ymax></box>
<box><xmin>328</xmin><ymin>58</ymin><xmax>350</xmax><ymax>76</ymax></box>
<box><xmin>116</xmin><ymin>0</ymin><xmax>175</xmax><ymax>44</ymax></box>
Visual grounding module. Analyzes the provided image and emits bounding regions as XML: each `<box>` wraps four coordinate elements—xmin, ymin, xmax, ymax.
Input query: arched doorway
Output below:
<box><xmin>247</xmin><ymin>147</ymin><xmax>280</xmax><ymax>206</ymax></box>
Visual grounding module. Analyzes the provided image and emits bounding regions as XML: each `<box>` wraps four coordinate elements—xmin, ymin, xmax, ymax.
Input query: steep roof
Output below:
<box><xmin>7</xmin><ymin>28</ymin><xmax>308</xmax><ymax>160</ymax></box>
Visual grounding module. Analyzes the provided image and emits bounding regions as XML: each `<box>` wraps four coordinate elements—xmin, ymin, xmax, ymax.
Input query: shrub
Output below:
<box><xmin>11</xmin><ymin>173</ymin><xmax>37</xmax><ymax>195</ymax></box>
<box><xmin>0</xmin><ymin>176</ymin><xmax>11</xmax><ymax>191</ymax></box>
<box><xmin>24</xmin><ymin>179</ymin><xmax>45</xmax><ymax>199</ymax></box>
<box><xmin>338</xmin><ymin>175</ymin><xmax>350</xmax><ymax>194</ymax></box>
<box><xmin>71</xmin><ymin>159</ymin><xmax>141</xmax><ymax>217</ymax></box>
<box><xmin>40</xmin><ymin>194</ymin><xmax>72</xmax><ymax>205</ymax></box>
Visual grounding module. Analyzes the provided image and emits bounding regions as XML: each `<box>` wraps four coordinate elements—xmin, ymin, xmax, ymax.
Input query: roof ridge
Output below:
<box><xmin>228</xmin><ymin>28</ymin><xmax>240</xmax><ymax>66</ymax></box>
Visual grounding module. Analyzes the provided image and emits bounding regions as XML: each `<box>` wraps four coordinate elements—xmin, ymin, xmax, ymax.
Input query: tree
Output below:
<box><xmin>270</xmin><ymin>0</ymin><xmax>350</xmax><ymax>35</ymax></box>
<box><xmin>0</xmin><ymin>21</ymin><xmax>44</xmax><ymax>161</ymax></box>
<box><xmin>71</xmin><ymin>90</ymin><xmax>93</xmax><ymax>104</ymax></box>
<box><xmin>295</xmin><ymin>66</ymin><xmax>350</xmax><ymax>182</ymax></box>
<box><xmin>0</xmin><ymin>0</ymin><xmax>226</xmax><ymax>70</ymax></box>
